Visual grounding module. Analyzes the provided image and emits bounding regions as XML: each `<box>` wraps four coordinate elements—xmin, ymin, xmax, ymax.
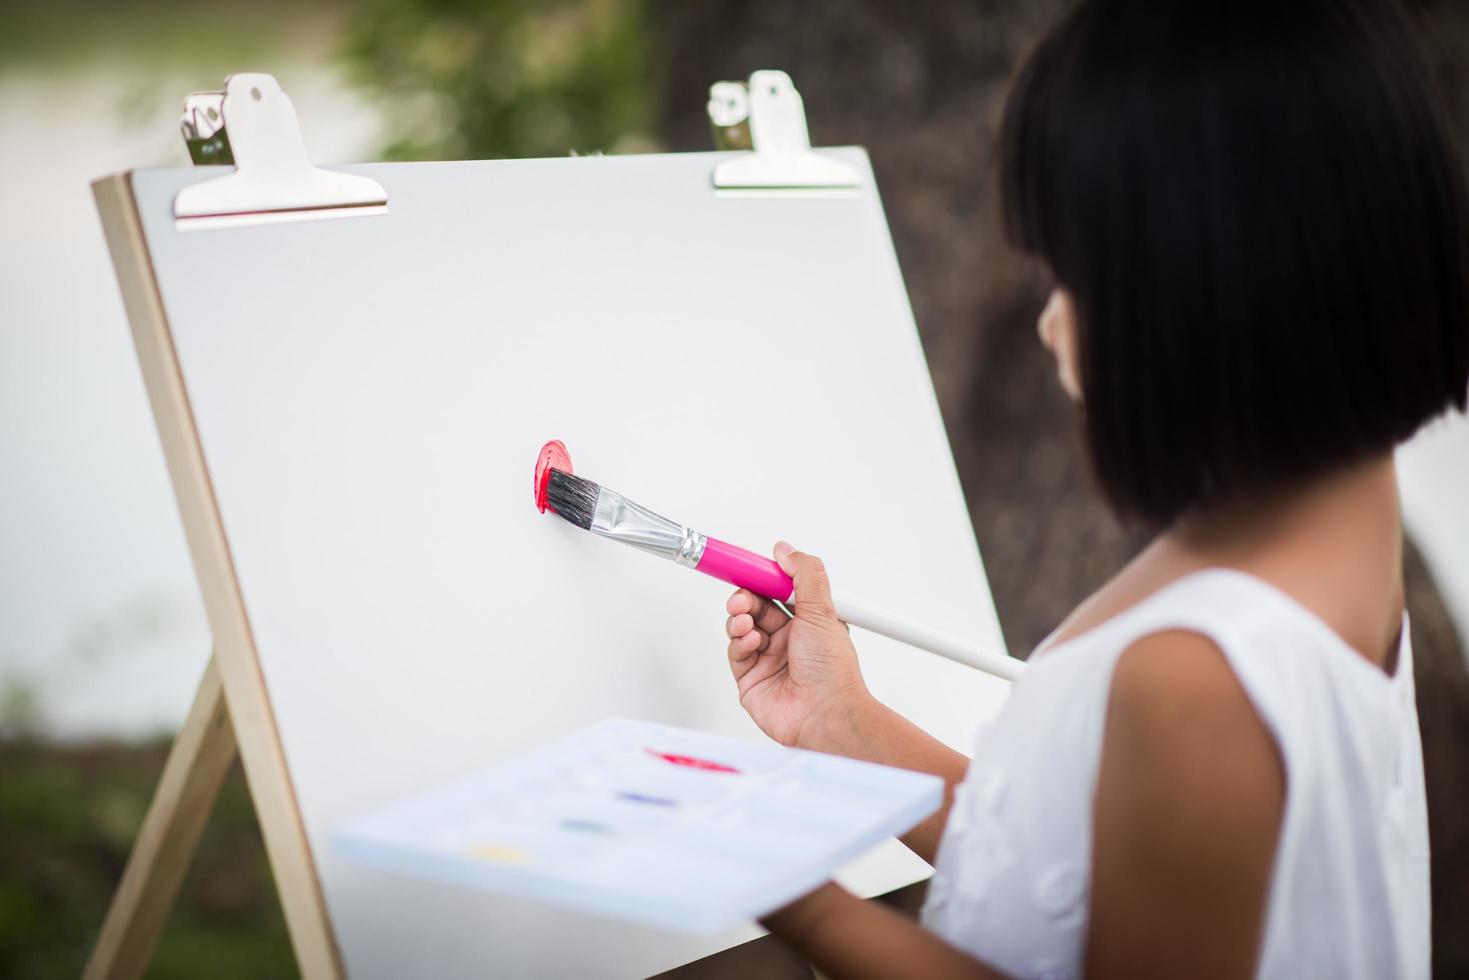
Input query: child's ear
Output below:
<box><xmin>1038</xmin><ymin>289</ymin><xmax>1084</xmax><ymax>402</ymax></box>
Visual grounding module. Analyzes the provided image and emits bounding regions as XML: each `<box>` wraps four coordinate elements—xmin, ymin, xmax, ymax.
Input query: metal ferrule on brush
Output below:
<box><xmin>590</xmin><ymin>490</ymin><xmax>707</xmax><ymax>568</ymax></box>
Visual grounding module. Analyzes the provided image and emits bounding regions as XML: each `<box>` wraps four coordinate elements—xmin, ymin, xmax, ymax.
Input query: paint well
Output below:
<box><xmin>645</xmin><ymin>749</ymin><xmax>740</xmax><ymax>774</ymax></box>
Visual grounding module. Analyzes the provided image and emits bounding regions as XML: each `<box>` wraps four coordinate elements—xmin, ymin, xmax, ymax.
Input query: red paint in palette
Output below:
<box><xmin>645</xmin><ymin>748</ymin><xmax>741</xmax><ymax>774</ymax></box>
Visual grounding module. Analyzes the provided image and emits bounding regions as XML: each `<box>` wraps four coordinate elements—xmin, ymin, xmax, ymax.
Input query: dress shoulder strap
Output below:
<box><xmin>1025</xmin><ymin>568</ymin><xmax>1386</xmax><ymax>750</ymax></box>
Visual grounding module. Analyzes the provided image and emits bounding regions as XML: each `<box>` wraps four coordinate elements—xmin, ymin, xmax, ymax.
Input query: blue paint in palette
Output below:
<box><xmin>618</xmin><ymin>791</ymin><xmax>678</xmax><ymax>808</ymax></box>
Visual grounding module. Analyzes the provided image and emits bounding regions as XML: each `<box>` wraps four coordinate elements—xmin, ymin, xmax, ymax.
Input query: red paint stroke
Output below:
<box><xmin>645</xmin><ymin>748</ymin><xmax>740</xmax><ymax>774</ymax></box>
<box><xmin>534</xmin><ymin>439</ymin><xmax>573</xmax><ymax>513</ymax></box>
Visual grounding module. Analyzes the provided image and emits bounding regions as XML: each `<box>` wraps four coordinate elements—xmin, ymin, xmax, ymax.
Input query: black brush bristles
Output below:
<box><xmin>544</xmin><ymin>469</ymin><xmax>600</xmax><ymax>530</ymax></box>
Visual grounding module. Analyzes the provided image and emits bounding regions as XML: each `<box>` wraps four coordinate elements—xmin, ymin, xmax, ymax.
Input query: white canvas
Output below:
<box><xmin>128</xmin><ymin>147</ymin><xmax>1012</xmax><ymax>978</ymax></box>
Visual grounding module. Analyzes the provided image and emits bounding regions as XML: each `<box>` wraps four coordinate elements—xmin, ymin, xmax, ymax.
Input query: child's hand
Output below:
<box><xmin>724</xmin><ymin>542</ymin><xmax>873</xmax><ymax>751</ymax></box>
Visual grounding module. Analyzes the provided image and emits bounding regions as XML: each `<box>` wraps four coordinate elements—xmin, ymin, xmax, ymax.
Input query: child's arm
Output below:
<box><xmin>798</xmin><ymin>694</ymin><xmax>970</xmax><ymax>864</ymax></box>
<box><xmin>1085</xmin><ymin>630</ymin><xmax>1285</xmax><ymax>978</ymax></box>
<box><xmin>723</xmin><ymin>543</ymin><xmax>970</xmax><ymax>863</ymax></box>
<box><xmin>761</xmin><ymin>883</ymin><xmax>1002</xmax><ymax>980</ymax></box>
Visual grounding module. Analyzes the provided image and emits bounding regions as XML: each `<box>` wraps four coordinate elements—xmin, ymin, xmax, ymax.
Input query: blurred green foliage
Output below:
<box><xmin>0</xmin><ymin>677</ymin><xmax>43</xmax><ymax>741</ymax></box>
<box><xmin>0</xmin><ymin>744</ymin><xmax>296</xmax><ymax>980</ymax></box>
<box><xmin>2</xmin><ymin>0</ymin><xmax>661</xmax><ymax>162</ymax></box>
<box><xmin>342</xmin><ymin>0</ymin><xmax>659</xmax><ymax>160</ymax></box>
<box><xmin>0</xmin><ymin>0</ymin><xmax>338</xmax><ymax>74</ymax></box>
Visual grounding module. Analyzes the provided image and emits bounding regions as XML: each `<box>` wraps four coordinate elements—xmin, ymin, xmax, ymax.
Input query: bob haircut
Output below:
<box><xmin>998</xmin><ymin>0</ymin><xmax>1469</xmax><ymax>527</ymax></box>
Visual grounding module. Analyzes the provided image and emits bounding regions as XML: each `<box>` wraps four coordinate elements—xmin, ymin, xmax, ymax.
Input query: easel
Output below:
<box><xmin>83</xmin><ymin>70</ymin><xmax>878</xmax><ymax>980</ymax></box>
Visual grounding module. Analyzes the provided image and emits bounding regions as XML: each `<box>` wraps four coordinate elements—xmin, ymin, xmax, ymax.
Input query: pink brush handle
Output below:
<box><xmin>696</xmin><ymin>538</ymin><xmax>795</xmax><ymax>602</ymax></box>
<box><xmin>695</xmin><ymin>536</ymin><xmax>1024</xmax><ymax>681</ymax></box>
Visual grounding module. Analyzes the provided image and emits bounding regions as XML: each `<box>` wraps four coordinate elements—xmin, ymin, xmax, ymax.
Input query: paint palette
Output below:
<box><xmin>334</xmin><ymin>718</ymin><xmax>944</xmax><ymax>934</ymax></box>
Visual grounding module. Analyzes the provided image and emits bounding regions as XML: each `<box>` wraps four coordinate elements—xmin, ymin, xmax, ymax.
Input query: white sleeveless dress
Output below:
<box><xmin>921</xmin><ymin>569</ymin><xmax>1431</xmax><ymax>979</ymax></box>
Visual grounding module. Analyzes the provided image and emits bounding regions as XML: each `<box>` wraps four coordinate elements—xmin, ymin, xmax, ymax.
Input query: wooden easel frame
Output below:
<box><xmin>85</xmin><ymin>173</ymin><xmax>346</xmax><ymax>980</ymax></box>
<box><xmin>84</xmin><ymin>169</ymin><xmax>845</xmax><ymax>980</ymax></box>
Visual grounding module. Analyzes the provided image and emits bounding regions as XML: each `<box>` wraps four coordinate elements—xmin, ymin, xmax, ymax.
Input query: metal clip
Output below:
<box><xmin>173</xmin><ymin>73</ymin><xmax>387</xmax><ymax>230</ymax></box>
<box><xmin>707</xmin><ymin>81</ymin><xmax>753</xmax><ymax>152</ymax></box>
<box><xmin>707</xmin><ymin>70</ymin><xmax>861</xmax><ymax>192</ymax></box>
<box><xmin>180</xmin><ymin>92</ymin><xmax>233</xmax><ymax>165</ymax></box>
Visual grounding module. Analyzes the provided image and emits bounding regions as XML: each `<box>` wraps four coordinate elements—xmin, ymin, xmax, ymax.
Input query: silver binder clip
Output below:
<box><xmin>181</xmin><ymin>92</ymin><xmax>232</xmax><ymax>165</ymax></box>
<box><xmin>173</xmin><ymin>73</ymin><xmax>387</xmax><ymax>230</ymax></box>
<box><xmin>708</xmin><ymin>70</ymin><xmax>861</xmax><ymax>192</ymax></box>
<box><xmin>707</xmin><ymin>81</ymin><xmax>753</xmax><ymax>152</ymax></box>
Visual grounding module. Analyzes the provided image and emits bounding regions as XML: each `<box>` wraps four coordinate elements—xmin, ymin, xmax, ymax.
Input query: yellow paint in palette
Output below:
<box><xmin>467</xmin><ymin>843</ymin><xmax>531</xmax><ymax>864</ymax></box>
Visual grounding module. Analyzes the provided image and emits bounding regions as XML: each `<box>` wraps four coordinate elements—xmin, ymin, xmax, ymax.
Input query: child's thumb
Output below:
<box><xmin>773</xmin><ymin>542</ymin><xmax>839</xmax><ymax>627</ymax></box>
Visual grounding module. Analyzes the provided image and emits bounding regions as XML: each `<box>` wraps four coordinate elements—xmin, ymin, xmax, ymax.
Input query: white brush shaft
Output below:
<box><xmin>831</xmin><ymin>593</ymin><xmax>1025</xmax><ymax>682</ymax></box>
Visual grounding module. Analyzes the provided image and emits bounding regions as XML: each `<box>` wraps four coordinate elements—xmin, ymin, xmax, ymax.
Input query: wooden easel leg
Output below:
<box><xmin>84</xmin><ymin>653</ymin><xmax>237</xmax><ymax>980</ymax></box>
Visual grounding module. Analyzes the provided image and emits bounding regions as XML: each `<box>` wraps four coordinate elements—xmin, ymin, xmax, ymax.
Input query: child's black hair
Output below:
<box><xmin>998</xmin><ymin>0</ymin><xmax>1469</xmax><ymax>527</ymax></box>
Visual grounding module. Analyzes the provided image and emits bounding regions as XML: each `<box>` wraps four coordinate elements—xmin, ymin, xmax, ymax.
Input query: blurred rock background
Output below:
<box><xmin>2</xmin><ymin>0</ymin><xmax>1465</xmax><ymax>976</ymax></box>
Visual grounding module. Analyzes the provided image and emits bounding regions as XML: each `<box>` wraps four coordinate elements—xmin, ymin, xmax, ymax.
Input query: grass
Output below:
<box><xmin>0</xmin><ymin>740</ymin><xmax>297</xmax><ymax>979</ymax></box>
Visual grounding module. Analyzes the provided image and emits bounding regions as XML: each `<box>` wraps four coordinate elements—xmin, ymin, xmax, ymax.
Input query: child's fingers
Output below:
<box><xmin>728</xmin><ymin>629</ymin><xmax>764</xmax><ymax>667</ymax></box>
<box><xmin>726</xmin><ymin>589</ymin><xmax>790</xmax><ymax>635</ymax></box>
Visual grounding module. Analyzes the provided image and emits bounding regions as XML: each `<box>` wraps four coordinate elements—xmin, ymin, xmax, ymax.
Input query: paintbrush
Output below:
<box><xmin>534</xmin><ymin>445</ymin><xmax>1023</xmax><ymax>682</ymax></box>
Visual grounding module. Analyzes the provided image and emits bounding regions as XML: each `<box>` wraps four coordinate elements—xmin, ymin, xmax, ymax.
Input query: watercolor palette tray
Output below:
<box><xmin>334</xmin><ymin>718</ymin><xmax>944</xmax><ymax>934</ymax></box>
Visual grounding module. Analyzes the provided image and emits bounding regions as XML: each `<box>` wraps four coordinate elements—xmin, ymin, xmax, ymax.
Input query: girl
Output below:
<box><xmin>721</xmin><ymin>1</ymin><xmax>1468</xmax><ymax>977</ymax></box>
